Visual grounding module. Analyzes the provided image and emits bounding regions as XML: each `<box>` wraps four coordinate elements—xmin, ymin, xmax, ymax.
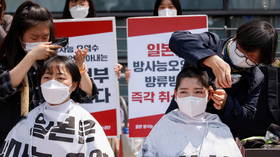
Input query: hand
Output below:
<box><xmin>28</xmin><ymin>42</ymin><xmax>61</xmax><ymax>61</ymax></box>
<box><xmin>74</xmin><ymin>48</ymin><xmax>88</xmax><ymax>69</ymax></box>
<box><xmin>114</xmin><ymin>63</ymin><xmax>123</xmax><ymax>79</ymax></box>
<box><xmin>203</xmin><ymin>55</ymin><xmax>232</xmax><ymax>88</ymax></box>
<box><xmin>209</xmin><ymin>86</ymin><xmax>227</xmax><ymax>110</ymax></box>
<box><xmin>125</xmin><ymin>67</ymin><xmax>131</xmax><ymax>82</ymax></box>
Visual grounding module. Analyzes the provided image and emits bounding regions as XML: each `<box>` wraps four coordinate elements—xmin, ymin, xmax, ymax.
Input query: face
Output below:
<box><xmin>175</xmin><ymin>77</ymin><xmax>208</xmax><ymax>98</ymax></box>
<box><xmin>22</xmin><ymin>21</ymin><xmax>50</xmax><ymax>43</ymax></box>
<box><xmin>41</xmin><ymin>62</ymin><xmax>77</xmax><ymax>93</ymax></box>
<box><xmin>236</xmin><ymin>43</ymin><xmax>261</xmax><ymax>65</ymax></box>
<box><xmin>159</xmin><ymin>0</ymin><xmax>176</xmax><ymax>10</ymax></box>
<box><xmin>69</xmin><ymin>0</ymin><xmax>89</xmax><ymax>8</ymax></box>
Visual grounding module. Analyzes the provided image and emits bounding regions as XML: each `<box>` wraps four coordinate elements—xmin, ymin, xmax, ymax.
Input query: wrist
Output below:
<box><xmin>25</xmin><ymin>52</ymin><xmax>37</xmax><ymax>63</ymax></box>
<box><xmin>79</xmin><ymin>63</ymin><xmax>87</xmax><ymax>74</ymax></box>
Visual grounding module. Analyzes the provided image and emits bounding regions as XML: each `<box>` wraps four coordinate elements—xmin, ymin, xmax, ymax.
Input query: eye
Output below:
<box><xmin>42</xmin><ymin>76</ymin><xmax>50</xmax><ymax>80</ymax></box>
<box><xmin>195</xmin><ymin>91</ymin><xmax>203</xmax><ymax>94</ymax></box>
<box><xmin>57</xmin><ymin>77</ymin><xmax>65</xmax><ymax>81</ymax></box>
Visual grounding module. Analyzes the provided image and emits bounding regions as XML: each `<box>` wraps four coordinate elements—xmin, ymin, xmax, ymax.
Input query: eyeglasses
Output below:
<box><xmin>234</xmin><ymin>47</ymin><xmax>259</xmax><ymax>66</ymax></box>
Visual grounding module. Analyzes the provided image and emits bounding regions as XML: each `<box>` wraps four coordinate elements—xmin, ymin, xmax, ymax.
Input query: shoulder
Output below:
<box><xmin>251</xmin><ymin>66</ymin><xmax>265</xmax><ymax>85</ymax></box>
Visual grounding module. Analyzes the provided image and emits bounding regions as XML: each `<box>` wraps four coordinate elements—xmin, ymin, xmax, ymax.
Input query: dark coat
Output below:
<box><xmin>167</xmin><ymin>30</ymin><xmax>264</xmax><ymax>139</ymax></box>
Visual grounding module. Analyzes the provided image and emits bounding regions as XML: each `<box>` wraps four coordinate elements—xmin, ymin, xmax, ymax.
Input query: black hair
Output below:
<box><xmin>175</xmin><ymin>67</ymin><xmax>209</xmax><ymax>91</ymax></box>
<box><xmin>0</xmin><ymin>0</ymin><xmax>6</xmax><ymax>21</ymax></box>
<box><xmin>0</xmin><ymin>0</ymin><xmax>6</xmax><ymax>12</ymax></box>
<box><xmin>153</xmin><ymin>0</ymin><xmax>182</xmax><ymax>16</ymax></box>
<box><xmin>39</xmin><ymin>55</ymin><xmax>81</xmax><ymax>91</ymax></box>
<box><xmin>0</xmin><ymin>1</ymin><xmax>55</xmax><ymax>69</ymax></box>
<box><xmin>62</xmin><ymin>0</ymin><xmax>96</xmax><ymax>19</ymax></box>
<box><xmin>235</xmin><ymin>20</ymin><xmax>278</xmax><ymax>65</ymax></box>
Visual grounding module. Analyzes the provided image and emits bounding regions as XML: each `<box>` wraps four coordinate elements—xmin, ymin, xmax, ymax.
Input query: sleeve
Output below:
<box><xmin>222</xmin><ymin>79</ymin><xmax>263</xmax><ymax>121</ymax></box>
<box><xmin>70</xmin><ymin>78</ymin><xmax>99</xmax><ymax>103</ymax></box>
<box><xmin>169</xmin><ymin>30</ymin><xmax>220</xmax><ymax>67</ymax></box>
<box><xmin>0</xmin><ymin>70</ymin><xmax>17</xmax><ymax>100</ymax></box>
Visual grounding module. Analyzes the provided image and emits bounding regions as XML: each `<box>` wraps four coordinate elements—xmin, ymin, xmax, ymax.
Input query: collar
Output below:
<box><xmin>44</xmin><ymin>99</ymin><xmax>73</xmax><ymax>113</ymax></box>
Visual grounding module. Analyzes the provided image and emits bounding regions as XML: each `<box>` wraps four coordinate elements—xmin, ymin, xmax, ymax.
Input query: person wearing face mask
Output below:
<box><xmin>138</xmin><ymin>67</ymin><xmax>242</xmax><ymax>157</ymax></box>
<box><xmin>62</xmin><ymin>0</ymin><xmax>96</xmax><ymax>19</ymax></box>
<box><xmin>153</xmin><ymin>0</ymin><xmax>182</xmax><ymax>16</ymax></box>
<box><xmin>0</xmin><ymin>1</ymin><xmax>98</xmax><ymax>146</ymax></box>
<box><xmin>165</xmin><ymin>20</ymin><xmax>278</xmax><ymax>139</ymax></box>
<box><xmin>119</xmin><ymin>0</ymin><xmax>183</xmax><ymax>82</ymax></box>
<box><xmin>0</xmin><ymin>55</ymin><xmax>114</xmax><ymax>156</ymax></box>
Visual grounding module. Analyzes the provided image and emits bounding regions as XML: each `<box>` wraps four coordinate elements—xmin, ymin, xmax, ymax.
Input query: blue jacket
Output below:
<box><xmin>167</xmin><ymin>30</ymin><xmax>264</xmax><ymax>138</ymax></box>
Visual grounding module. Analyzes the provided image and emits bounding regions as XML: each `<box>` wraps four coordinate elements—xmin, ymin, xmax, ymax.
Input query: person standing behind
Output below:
<box><xmin>62</xmin><ymin>0</ymin><xmax>96</xmax><ymax>19</ymax></box>
<box><xmin>0</xmin><ymin>0</ymin><xmax>12</xmax><ymax>42</ymax></box>
<box><xmin>167</xmin><ymin>20</ymin><xmax>278</xmax><ymax>139</ymax></box>
<box><xmin>0</xmin><ymin>1</ymin><xmax>97</xmax><ymax>146</ymax></box>
<box><xmin>153</xmin><ymin>0</ymin><xmax>182</xmax><ymax>16</ymax></box>
<box><xmin>121</xmin><ymin>0</ymin><xmax>183</xmax><ymax>81</ymax></box>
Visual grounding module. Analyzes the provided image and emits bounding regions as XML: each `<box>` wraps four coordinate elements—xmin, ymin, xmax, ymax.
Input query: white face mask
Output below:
<box><xmin>175</xmin><ymin>96</ymin><xmax>208</xmax><ymax>117</ymax></box>
<box><xmin>228</xmin><ymin>41</ymin><xmax>256</xmax><ymax>68</ymax></box>
<box><xmin>158</xmin><ymin>8</ymin><xmax>177</xmax><ymax>16</ymax></box>
<box><xmin>69</xmin><ymin>5</ymin><xmax>89</xmax><ymax>19</ymax></box>
<box><xmin>41</xmin><ymin>80</ymin><xmax>71</xmax><ymax>105</ymax></box>
<box><xmin>24</xmin><ymin>42</ymin><xmax>47</xmax><ymax>52</ymax></box>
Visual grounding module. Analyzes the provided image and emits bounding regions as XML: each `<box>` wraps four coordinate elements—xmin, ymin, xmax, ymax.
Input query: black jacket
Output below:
<box><xmin>167</xmin><ymin>30</ymin><xmax>264</xmax><ymax>139</ymax></box>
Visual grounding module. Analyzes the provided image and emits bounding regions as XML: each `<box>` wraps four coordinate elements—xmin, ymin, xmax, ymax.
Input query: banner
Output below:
<box><xmin>54</xmin><ymin>17</ymin><xmax>120</xmax><ymax>136</ymax></box>
<box><xmin>0</xmin><ymin>101</ymin><xmax>114</xmax><ymax>156</ymax></box>
<box><xmin>127</xmin><ymin>15</ymin><xmax>208</xmax><ymax>137</ymax></box>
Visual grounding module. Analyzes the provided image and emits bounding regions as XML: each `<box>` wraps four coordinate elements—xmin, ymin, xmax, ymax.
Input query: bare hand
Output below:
<box><xmin>114</xmin><ymin>63</ymin><xmax>123</xmax><ymax>79</ymax></box>
<box><xmin>209</xmin><ymin>86</ymin><xmax>227</xmax><ymax>110</ymax></box>
<box><xmin>203</xmin><ymin>55</ymin><xmax>232</xmax><ymax>88</ymax></box>
<box><xmin>74</xmin><ymin>48</ymin><xmax>88</xmax><ymax>68</ymax></box>
<box><xmin>28</xmin><ymin>42</ymin><xmax>61</xmax><ymax>61</ymax></box>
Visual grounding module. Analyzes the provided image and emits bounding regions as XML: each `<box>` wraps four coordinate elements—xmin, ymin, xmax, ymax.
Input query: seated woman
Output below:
<box><xmin>138</xmin><ymin>67</ymin><xmax>242</xmax><ymax>157</ymax></box>
<box><xmin>0</xmin><ymin>55</ymin><xmax>114</xmax><ymax>156</ymax></box>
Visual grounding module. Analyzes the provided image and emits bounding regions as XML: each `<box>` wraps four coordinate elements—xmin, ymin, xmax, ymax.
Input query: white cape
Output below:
<box><xmin>138</xmin><ymin>110</ymin><xmax>242</xmax><ymax>157</ymax></box>
<box><xmin>0</xmin><ymin>100</ymin><xmax>114</xmax><ymax>157</ymax></box>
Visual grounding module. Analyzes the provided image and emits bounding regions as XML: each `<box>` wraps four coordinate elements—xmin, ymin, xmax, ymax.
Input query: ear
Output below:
<box><xmin>70</xmin><ymin>82</ymin><xmax>78</xmax><ymax>93</ymax></box>
<box><xmin>208</xmin><ymin>86</ymin><xmax>214</xmax><ymax>100</ymax></box>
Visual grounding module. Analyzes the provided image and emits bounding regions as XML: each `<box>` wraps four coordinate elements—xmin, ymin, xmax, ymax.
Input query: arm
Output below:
<box><xmin>73</xmin><ymin>49</ymin><xmax>99</xmax><ymax>103</ymax></box>
<box><xmin>0</xmin><ymin>43</ymin><xmax>59</xmax><ymax>100</ymax></box>
<box><xmin>9</xmin><ymin>43</ymin><xmax>60</xmax><ymax>88</ymax></box>
<box><xmin>74</xmin><ymin>49</ymin><xmax>93</xmax><ymax>96</ymax></box>
<box><xmin>169</xmin><ymin>31</ymin><xmax>232</xmax><ymax>88</ymax></box>
<box><xmin>169</xmin><ymin>30</ymin><xmax>219</xmax><ymax>67</ymax></box>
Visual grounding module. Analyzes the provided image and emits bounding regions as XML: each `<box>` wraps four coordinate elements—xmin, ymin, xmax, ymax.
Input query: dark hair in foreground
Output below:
<box><xmin>0</xmin><ymin>1</ymin><xmax>55</xmax><ymax>69</ymax></box>
<box><xmin>62</xmin><ymin>0</ymin><xmax>96</xmax><ymax>19</ymax></box>
<box><xmin>175</xmin><ymin>67</ymin><xmax>210</xmax><ymax>90</ymax></box>
<box><xmin>153</xmin><ymin>0</ymin><xmax>182</xmax><ymax>16</ymax></box>
<box><xmin>235</xmin><ymin>20</ymin><xmax>278</xmax><ymax>65</ymax></box>
<box><xmin>39</xmin><ymin>55</ymin><xmax>81</xmax><ymax>91</ymax></box>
